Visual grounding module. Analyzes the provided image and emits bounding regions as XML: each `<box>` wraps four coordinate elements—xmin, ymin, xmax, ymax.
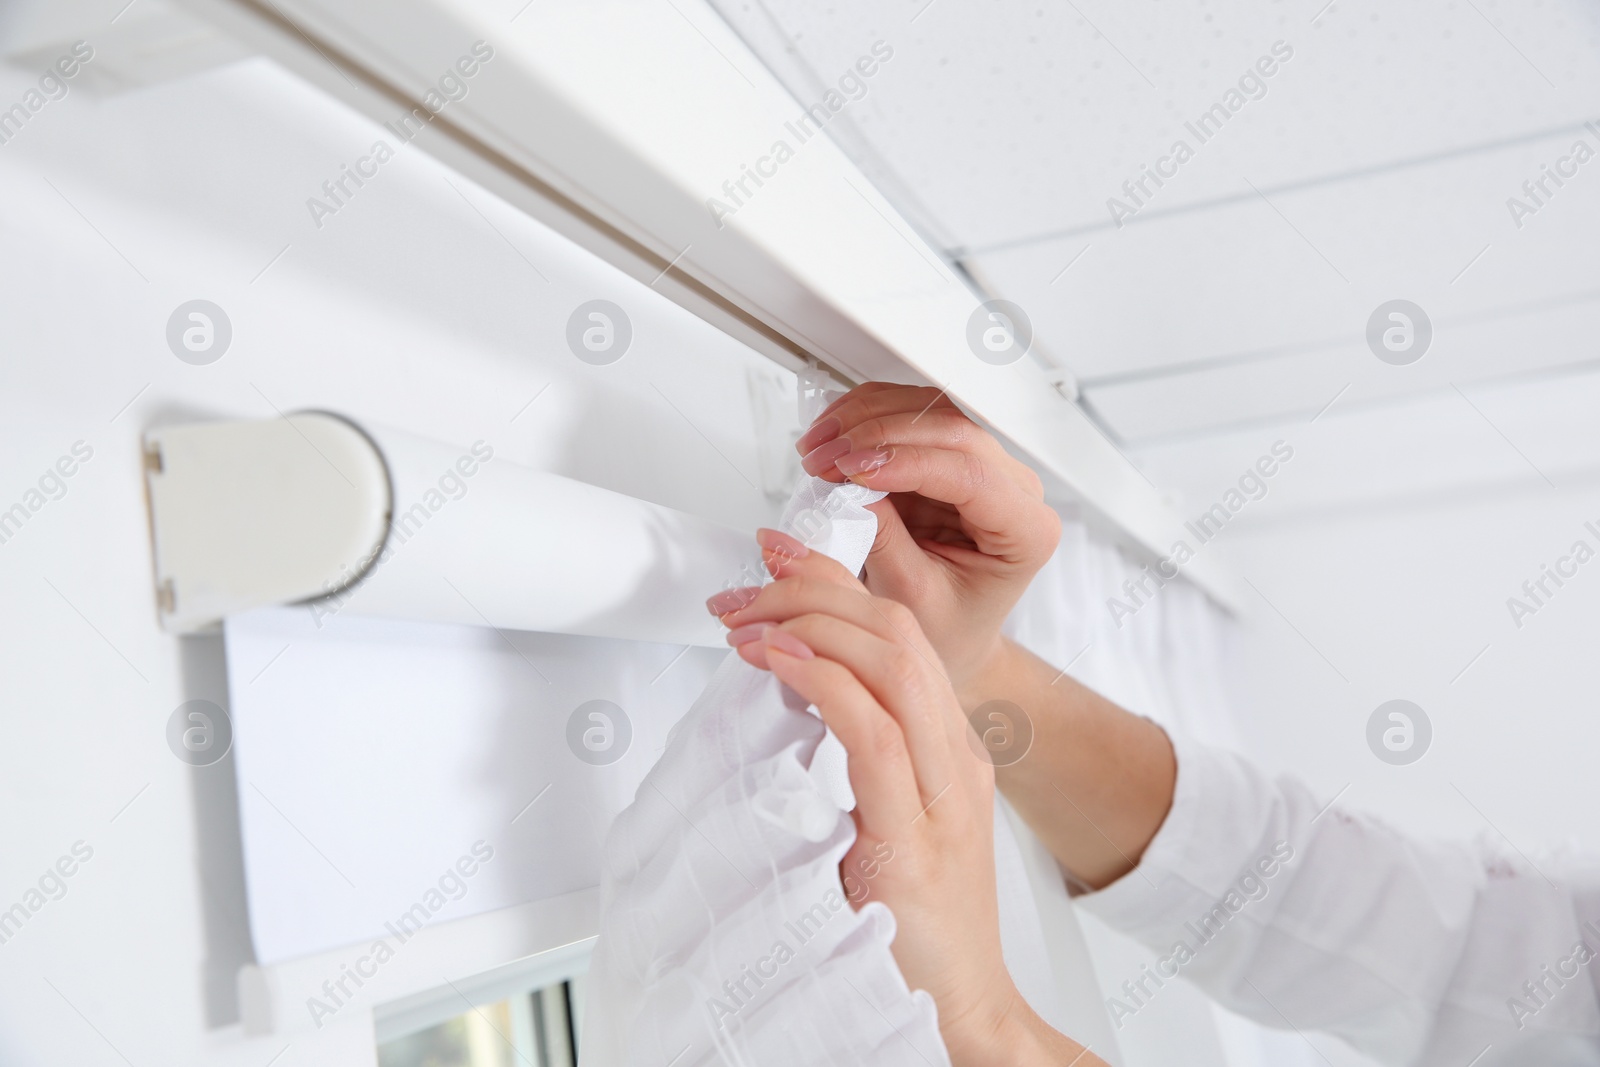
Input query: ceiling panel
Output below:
<box><xmin>710</xmin><ymin>0</ymin><xmax>1600</xmax><ymax>251</ymax></box>
<box><xmin>1131</xmin><ymin>364</ymin><xmax>1600</xmax><ymax>526</ymax></box>
<box><xmin>964</xmin><ymin>127</ymin><xmax>1600</xmax><ymax>414</ymax></box>
<box><xmin>712</xmin><ymin>0</ymin><xmax>1600</xmax><ymax>456</ymax></box>
<box><xmin>1081</xmin><ymin>299</ymin><xmax>1600</xmax><ymax>444</ymax></box>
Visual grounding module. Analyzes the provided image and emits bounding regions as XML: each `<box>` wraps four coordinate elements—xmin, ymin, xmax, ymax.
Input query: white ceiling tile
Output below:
<box><xmin>712</xmin><ymin>0</ymin><xmax>1600</xmax><ymax>250</ymax></box>
<box><xmin>966</xmin><ymin>128</ymin><xmax>1600</xmax><ymax>401</ymax></box>
<box><xmin>1131</xmin><ymin>366</ymin><xmax>1600</xmax><ymax>525</ymax></box>
<box><xmin>1083</xmin><ymin>295</ymin><xmax>1600</xmax><ymax>443</ymax></box>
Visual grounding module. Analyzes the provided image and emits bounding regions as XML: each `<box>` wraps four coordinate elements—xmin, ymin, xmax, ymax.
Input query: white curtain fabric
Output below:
<box><xmin>582</xmin><ymin>477</ymin><xmax>953</xmax><ymax>1067</ymax></box>
<box><xmin>1004</xmin><ymin>508</ymin><xmax>1324</xmax><ymax>1067</ymax></box>
<box><xmin>582</xmin><ymin>475</ymin><xmax>1074</xmax><ymax>1066</ymax></box>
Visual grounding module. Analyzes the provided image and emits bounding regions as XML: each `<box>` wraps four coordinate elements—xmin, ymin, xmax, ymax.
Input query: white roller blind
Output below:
<box><xmin>225</xmin><ymin>606</ymin><xmax>725</xmax><ymax>967</ymax></box>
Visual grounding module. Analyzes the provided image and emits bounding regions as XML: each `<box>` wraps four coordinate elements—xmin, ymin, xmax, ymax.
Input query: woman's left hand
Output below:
<box><xmin>707</xmin><ymin>528</ymin><xmax>1111</xmax><ymax>1067</ymax></box>
<box><xmin>708</xmin><ymin>528</ymin><xmax>1020</xmax><ymax>1062</ymax></box>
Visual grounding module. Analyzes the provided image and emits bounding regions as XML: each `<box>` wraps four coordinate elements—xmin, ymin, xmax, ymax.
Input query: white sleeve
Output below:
<box><xmin>1075</xmin><ymin>734</ymin><xmax>1600</xmax><ymax>1066</ymax></box>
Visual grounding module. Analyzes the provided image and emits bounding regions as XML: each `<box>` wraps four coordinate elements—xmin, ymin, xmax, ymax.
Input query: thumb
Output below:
<box><xmin>862</xmin><ymin>498</ymin><xmax>930</xmax><ymax>597</ymax></box>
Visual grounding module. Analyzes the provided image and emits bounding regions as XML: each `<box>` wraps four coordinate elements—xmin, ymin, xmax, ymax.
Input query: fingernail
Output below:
<box><xmin>796</xmin><ymin>416</ymin><xmax>842</xmax><ymax>453</ymax></box>
<box><xmin>836</xmin><ymin>447</ymin><xmax>892</xmax><ymax>477</ymax></box>
<box><xmin>800</xmin><ymin>436</ymin><xmax>853</xmax><ymax>476</ymax></box>
<box><xmin>707</xmin><ymin>587</ymin><xmax>761</xmax><ymax>616</ymax></box>
<box><xmin>726</xmin><ymin>622</ymin><xmax>774</xmax><ymax>646</ymax></box>
<box><xmin>756</xmin><ymin>528</ymin><xmax>810</xmax><ymax>559</ymax></box>
<box><xmin>763</xmin><ymin>628</ymin><xmax>814</xmax><ymax>660</ymax></box>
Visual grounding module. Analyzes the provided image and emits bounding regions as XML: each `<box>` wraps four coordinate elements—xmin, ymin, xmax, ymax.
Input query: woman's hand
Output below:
<box><xmin>794</xmin><ymin>384</ymin><xmax>1061</xmax><ymax>699</ymax></box>
<box><xmin>707</xmin><ymin>530</ymin><xmax>1105</xmax><ymax>1067</ymax></box>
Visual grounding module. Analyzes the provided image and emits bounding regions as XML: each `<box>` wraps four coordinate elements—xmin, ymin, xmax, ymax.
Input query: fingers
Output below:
<box><xmin>707</xmin><ymin>529</ymin><xmax>885</xmax><ymax>636</ymax></box>
<box><xmin>800</xmin><ymin>388</ymin><xmax>1042</xmax><ymax>494</ymax></box>
<box><xmin>800</xmin><ymin>390</ymin><xmax>960</xmax><ymax>483</ymax></box>
<box><xmin>753</xmin><ymin>527</ymin><xmax>870</xmax><ymax>586</ymax></box>
<box><xmin>844</xmin><ymin>444</ymin><xmax>1060</xmax><ymax>564</ymax></box>
<box><xmin>759</xmin><ymin>629</ymin><xmax>928</xmax><ymax>835</ymax></box>
<box><xmin>783</xmin><ymin>610</ymin><xmax>964</xmax><ymax>754</ymax></box>
<box><xmin>872</xmin><ymin>494</ymin><xmax>965</xmax><ymax>544</ymax></box>
<box><xmin>715</xmin><ymin>559</ymin><xmax>894</xmax><ymax>644</ymax></box>
<box><xmin>801</xmin><ymin>407</ymin><xmax>1027</xmax><ymax>490</ymax></box>
<box><xmin>713</xmin><ymin>544</ymin><xmax>967</xmax><ymax>805</ymax></box>
<box><xmin>794</xmin><ymin>385</ymin><xmax>1058</xmax><ymax>566</ymax></box>
<box><xmin>739</xmin><ymin>607</ymin><xmax>966</xmax><ymax>801</ymax></box>
<box><xmin>809</xmin><ymin>384</ymin><xmax>954</xmax><ymax>434</ymax></box>
<box><xmin>714</xmin><ymin>535</ymin><xmax>948</xmax><ymax>690</ymax></box>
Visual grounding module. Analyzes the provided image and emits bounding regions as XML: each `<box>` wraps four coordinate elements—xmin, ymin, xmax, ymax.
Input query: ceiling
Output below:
<box><xmin>707</xmin><ymin>0</ymin><xmax>1600</xmax><ymax>512</ymax></box>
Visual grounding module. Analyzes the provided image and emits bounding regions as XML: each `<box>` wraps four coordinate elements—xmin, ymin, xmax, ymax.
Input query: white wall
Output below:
<box><xmin>1139</xmin><ymin>383</ymin><xmax>1600</xmax><ymax>848</ymax></box>
<box><xmin>0</xmin><ymin>53</ymin><xmax>796</xmax><ymax>1066</ymax></box>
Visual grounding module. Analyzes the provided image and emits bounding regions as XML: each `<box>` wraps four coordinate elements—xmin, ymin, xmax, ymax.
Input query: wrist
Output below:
<box><xmin>950</xmin><ymin>633</ymin><xmax>1013</xmax><ymax>710</ymax></box>
<box><xmin>943</xmin><ymin>986</ymin><xmax>1099</xmax><ymax>1067</ymax></box>
<box><xmin>939</xmin><ymin>980</ymin><xmax>1026</xmax><ymax>1067</ymax></box>
<box><xmin>942</xmin><ymin>981</ymin><xmax>1082</xmax><ymax>1067</ymax></box>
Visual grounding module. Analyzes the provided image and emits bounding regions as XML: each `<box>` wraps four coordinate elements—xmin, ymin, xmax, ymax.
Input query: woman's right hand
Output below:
<box><xmin>793</xmin><ymin>383</ymin><xmax>1062</xmax><ymax>701</ymax></box>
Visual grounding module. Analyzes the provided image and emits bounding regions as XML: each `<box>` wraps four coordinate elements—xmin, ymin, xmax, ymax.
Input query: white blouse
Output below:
<box><xmin>1078</xmin><ymin>735</ymin><xmax>1600</xmax><ymax>1066</ymax></box>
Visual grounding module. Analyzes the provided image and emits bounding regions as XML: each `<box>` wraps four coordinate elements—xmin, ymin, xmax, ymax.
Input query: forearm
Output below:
<box><xmin>957</xmin><ymin>637</ymin><xmax>1176</xmax><ymax>890</ymax></box>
